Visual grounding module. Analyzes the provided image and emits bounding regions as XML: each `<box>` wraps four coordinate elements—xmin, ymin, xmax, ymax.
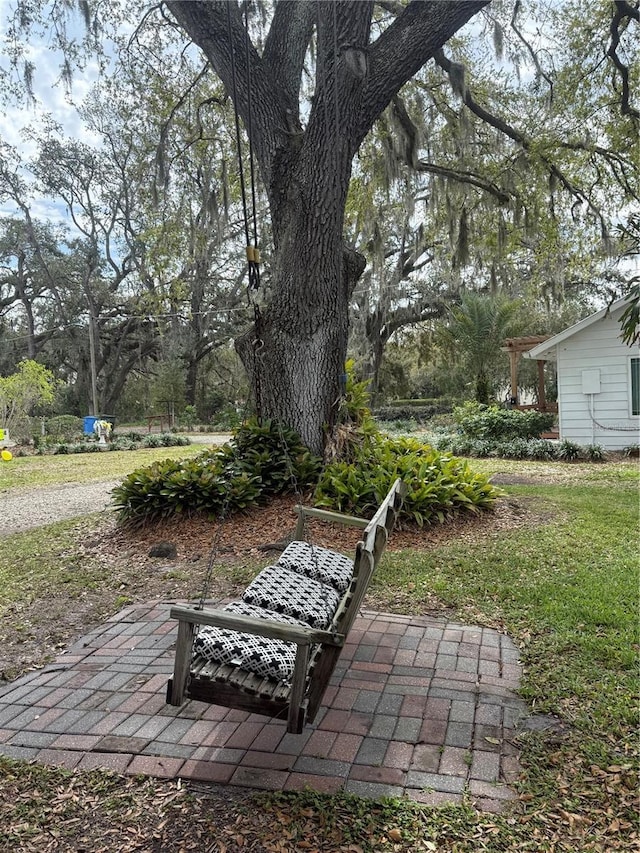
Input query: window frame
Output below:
<box><xmin>630</xmin><ymin>356</ymin><xmax>640</xmax><ymax>417</ymax></box>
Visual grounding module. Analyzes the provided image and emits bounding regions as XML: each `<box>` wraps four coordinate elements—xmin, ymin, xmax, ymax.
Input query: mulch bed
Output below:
<box><xmin>109</xmin><ymin>492</ymin><xmax>538</xmax><ymax>566</ymax></box>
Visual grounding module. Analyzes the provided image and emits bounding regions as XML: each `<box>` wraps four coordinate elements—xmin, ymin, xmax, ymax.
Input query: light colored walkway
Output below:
<box><xmin>0</xmin><ymin>480</ymin><xmax>120</xmax><ymax>535</ymax></box>
<box><xmin>0</xmin><ymin>603</ymin><xmax>528</xmax><ymax>812</ymax></box>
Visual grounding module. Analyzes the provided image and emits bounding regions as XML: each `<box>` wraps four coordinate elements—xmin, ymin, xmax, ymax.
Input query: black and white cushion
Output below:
<box><xmin>192</xmin><ymin>601</ymin><xmax>309</xmax><ymax>684</ymax></box>
<box><xmin>277</xmin><ymin>541</ymin><xmax>353</xmax><ymax>594</ymax></box>
<box><xmin>242</xmin><ymin>565</ymin><xmax>341</xmax><ymax>629</ymax></box>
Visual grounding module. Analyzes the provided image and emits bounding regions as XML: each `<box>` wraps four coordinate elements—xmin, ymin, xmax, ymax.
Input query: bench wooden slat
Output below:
<box><xmin>294</xmin><ymin>506</ymin><xmax>369</xmax><ymax>539</ymax></box>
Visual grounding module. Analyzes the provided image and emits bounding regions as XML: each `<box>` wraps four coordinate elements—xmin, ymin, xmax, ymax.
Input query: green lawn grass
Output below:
<box><xmin>0</xmin><ymin>443</ymin><xmax>204</xmax><ymax>490</ymax></box>
<box><xmin>377</xmin><ymin>481</ymin><xmax>638</xmax><ymax>744</ymax></box>
<box><xmin>0</xmin><ymin>517</ymin><xmax>109</xmax><ymax>613</ymax></box>
<box><xmin>0</xmin><ymin>456</ymin><xmax>638</xmax><ymax>851</ymax></box>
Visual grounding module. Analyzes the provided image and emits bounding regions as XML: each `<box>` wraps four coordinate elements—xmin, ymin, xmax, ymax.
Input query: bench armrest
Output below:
<box><xmin>294</xmin><ymin>505</ymin><xmax>369</xmax><ymax>539</ymax></box>
<box><xmin>170</xmin><ymin>604</ymin><xmax>345</xmax><ymax>648</ymax></box>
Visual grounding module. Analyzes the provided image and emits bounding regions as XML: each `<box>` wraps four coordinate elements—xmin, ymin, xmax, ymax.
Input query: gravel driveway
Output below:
<box><xmin>0</xmin><ymin>480</ymin><xmax>118</xmax><ymax>535</ymax></box>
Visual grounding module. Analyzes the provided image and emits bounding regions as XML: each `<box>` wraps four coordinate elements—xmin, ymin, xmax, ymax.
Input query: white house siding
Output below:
<box><xmin>555</xmin><ymin>310</ymin><xmax>640</xmax><ymax>451</ymax></box>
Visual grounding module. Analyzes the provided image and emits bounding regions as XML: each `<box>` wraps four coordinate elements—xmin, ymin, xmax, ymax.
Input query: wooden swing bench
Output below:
<box><xmin>167</xmin><ymin>479</ymin><xmax>406</xmax><ymax>733</ymax></box>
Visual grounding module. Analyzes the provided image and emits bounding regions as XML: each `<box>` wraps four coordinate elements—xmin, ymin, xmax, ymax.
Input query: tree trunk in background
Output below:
<box><xmin>167</xmin><ymin>0</ymin><xmax>486</xmax><ymax>454</ymax></box>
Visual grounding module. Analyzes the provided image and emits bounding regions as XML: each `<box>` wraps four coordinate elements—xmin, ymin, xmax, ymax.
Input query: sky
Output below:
<box><xmin>0</xmin><ymin>4</ymin><xmax>110</xmax><ymax>223</ymax></box>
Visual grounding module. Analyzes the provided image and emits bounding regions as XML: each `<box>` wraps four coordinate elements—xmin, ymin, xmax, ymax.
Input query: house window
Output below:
<box><xmin>632</xmin><ymin>357</ymin><xmax>640</xmax><ymax>416</ymax></box>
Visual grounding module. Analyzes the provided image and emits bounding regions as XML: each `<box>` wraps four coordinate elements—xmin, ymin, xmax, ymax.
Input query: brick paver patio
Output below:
<box><xmin>0</xmin><ymin>602</ymin><xmax>528</xmax><ymax>812</ymax></box>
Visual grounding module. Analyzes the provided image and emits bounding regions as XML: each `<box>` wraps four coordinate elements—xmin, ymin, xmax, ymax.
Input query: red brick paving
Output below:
<box><xmin>0</xmin><ymin>603</ymin><xmax>529</xmax><ymax>813</ymax></box>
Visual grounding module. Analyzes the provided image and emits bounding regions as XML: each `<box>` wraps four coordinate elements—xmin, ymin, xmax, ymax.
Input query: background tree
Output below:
<box><xmin>436</xmin><ymin>293</ymin><xmax>523</xmax><ymax>404</ymax></box>
<box><xmin>344</xmin><ymin>1</ymin><xmax>638</xmax><ymax>396</ymax></box>
<box><xmin>0</xmin><ymin>0</ymin><xmax>637</xmax><ymax>437</ymax></box>
<box><xmin>0</xmin><ymin>358</ymin><xmax>56</xmax><ymax>439</ymax></box>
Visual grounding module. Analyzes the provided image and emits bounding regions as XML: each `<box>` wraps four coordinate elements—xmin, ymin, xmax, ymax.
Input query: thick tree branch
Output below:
<box><xmin>434</xmin><ymin>48</ymin><xmax>612</xmax><ymax>238</ymax></box>
<box><xmin>262</xmin><ymin>0</ymin><xmax>314</xmax><ymax>119</ymax></box>
<box><xmin>355</xmin><ymin>0</ymin><xmax>488</xmax><ymax>149</ymax></box>
<box><xmin>415</xmin><ymin>162</ymin><xmax>512</xmax><ymax>204</ymax></box>
<box><xmin>383</xmin><ymin>299</ymin><xmax>444</xmax><ymax>339</ymax></box>
<box><xmin>607</xmin><ymin>0</ymin><xmax>640</xmax><ymax>122</ymax></box>
<box><xmin>166</xmin><ymin>0</ymin><xmax>292</xmax><ymax>191</ymax></box>
<box><xmin>305</xmin><ymin>1</ymin><xmax>374</xmax><ymax>158</ymax></box>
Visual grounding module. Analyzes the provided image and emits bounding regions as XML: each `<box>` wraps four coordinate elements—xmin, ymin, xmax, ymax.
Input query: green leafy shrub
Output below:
<box><xmin>210</xmin><ymin>404</ymin><xmax>242</xmax><ymax>431</ymax></box>
<box><xmin>45</xmin><ymin>415</ymin><xmax>84</xmax><ymax>442</ymax></box>
<box><xmin>373</xmin><ymin>400</ymin><xmax>452</xmax><ymax>424</ymax></box>
<box><xmin>496</xmin><ymin>438</ymin><xmax>531</xmax><ymax>459</ymax></box>
<box><xmin>112</xmin><ymin>418</ymin><xmax>321</xmax><ymax>525</ymax></box>
<box><xmin>314</xmin><ymin>434</ymin><xmax>501</xmax><ymax>526</ymax></box>
<box><xmin>108</xmin><ymin>438</ymin><xmax>137</xmax><ymax>451</ymax></box>
<box><xmin>224</xmin><ymin>419</ymin><xmax>321</xmax><ymax>494</ymax></box>
<box><xmin>47</xmin><ymin>433</ymin><xmax>189</xmax><ymax>457</ymax></box>
<box><xmin>585</xmin><ymin>444</ymin><xmax>606</xmax><ymax>462</ymax></box>
<box><xmin>557</xmin><ymin>439</ymin><xmax>583</xmax><ymax>461</ymax></box>
<box><xmin>467</xmin><ymin>439</ymin><xmax>496</xmax><ymax>458</ymax></box>
<box><xmin>435</xmin><ymin>435</ymin><xmax>478</xmax><ymax>457</ymax></box>
<box><xmin>141</xmin><ymin>433</ymin><xmax>164</xmax><ymax>448</ymax></box>
<box><xmin>388</xmin><ymin>418</ymin><xmax>419</xmax><ymax>433</ymax></box>
<box><xmin>121</xmin><ymin>431</ymin><xmax>144</xmax><ymax>443</ymax></box>
<box><xmin>526</xmin><ymin>438</ymin><xmax>559</xmax><ymax>460</ymax></box>
<box><xmin>178</xmin><ymin>405</ymin><xmax>197</xmax><ymax>430</ymax></box>
<box><xmin>453</xmin><ymin>401</ymin><xmax>555</xmax><ymax>441</ymax></box>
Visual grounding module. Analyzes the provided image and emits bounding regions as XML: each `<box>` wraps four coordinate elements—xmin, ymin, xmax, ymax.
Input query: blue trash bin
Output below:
<box><xmin>83</xmin><ymin>416</ymin><xmax>98</xmax><ymax>435</ymax></box>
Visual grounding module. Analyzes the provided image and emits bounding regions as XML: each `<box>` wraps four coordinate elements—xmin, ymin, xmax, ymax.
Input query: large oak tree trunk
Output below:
<box><xmin>167</xmin><ymin>0</ymin><xmax>487</xmax><ymax>454</ymax></box>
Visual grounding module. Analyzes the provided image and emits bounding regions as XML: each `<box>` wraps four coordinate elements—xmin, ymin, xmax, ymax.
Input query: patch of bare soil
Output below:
<box><xmin>1</xmin><ymin>494</ymin><xmax>543</xmax><ymax>683</ymax></box>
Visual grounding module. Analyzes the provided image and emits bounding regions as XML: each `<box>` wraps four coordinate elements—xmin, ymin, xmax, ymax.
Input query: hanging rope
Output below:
<box><xmin>226</xmin><ymin>1</ymin><xmax>260</xmax><ymax>292</ymax></box>
<box><xmin>244</xmin><ymin>0</ymin><xmax>260</xmax><ymax>281</ymax></box>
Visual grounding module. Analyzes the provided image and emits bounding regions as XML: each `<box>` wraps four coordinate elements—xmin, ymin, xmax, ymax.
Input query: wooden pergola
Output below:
<box><xmin>501</xmin><ymin>336</ymin><xmax>556</xmax><ymax>411</ymax></box>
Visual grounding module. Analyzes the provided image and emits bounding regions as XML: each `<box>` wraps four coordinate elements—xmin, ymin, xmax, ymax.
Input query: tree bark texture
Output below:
<box><xmin>167</xmin><ymin>0</ymin><xmax>487</xmax><ymax>453</ymax></box>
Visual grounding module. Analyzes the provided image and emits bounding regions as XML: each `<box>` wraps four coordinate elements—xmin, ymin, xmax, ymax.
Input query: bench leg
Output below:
<box><xmin>287</xmin><ymin>644</ymin><xmax>310</xmax><ymax>734</ymax></box>
<box><xmin>169</xmin><ymin>620</ymin><xmax>195</xmax><ymax>705</ymax></box>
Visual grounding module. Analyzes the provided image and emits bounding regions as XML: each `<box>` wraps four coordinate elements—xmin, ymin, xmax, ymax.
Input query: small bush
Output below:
<box><xmin>141</xmin><ymin>433</ymin><xmax>164</xmax><ymax>448</ymax></box>
<box><xmin>436</xmin><ymin>435</ymin><xmax>477</xmax><ymax>457</ymax></box>
<box><xmin>210</xmin><ymin>404</ymin><xmax>242</xmax><ymax>431</ymax></box>
<box><xmin>496</xmin><ymin>438</ymin><xmax>531</xmax><ymax>459</ymax></box>
<box><xmin>373</xmin><ymin>401</ymin><xmax>452</xmax><ymax>424</ymax></box>
<box><xmin>108</xmin><ymin>438</ymin><xmax>136</xmax><ymax>451</ymax></box>
<box><xmin>585</xmin><ymin>444</ymin><xmax>607</xmax><ymax>462</ymax></box>
<box><xmin>453</xmin><ymin>401</ymin><xmax>555</xmax><ymax>441</ymax></box>
<box><xmin>112</xmin><ymin>418</ymin><xmax>322</xmax><ymax>525</ymax></box>
<box><xmin>46</xmin><ymin>433</ymin><xmax>189</xmax><ymax>457</ymax></box>
<box><xmin>557</xmin><ymin>439</ymin><xmax>582</xmax><ymax>461</ymax></box>
<box><xmin>526</xmin><ymin>438</ymin><xmax>559</xmax><ymax>460</ymax></box>
<box><xmin>45</xmin><ymin>415</ymin><xmax>84</xmax><ymax>442</ymax></box>
<box><xmin>121</xmin><ymin>431</ymin><xmax>144</xmax><ymax>443</ymax></box>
